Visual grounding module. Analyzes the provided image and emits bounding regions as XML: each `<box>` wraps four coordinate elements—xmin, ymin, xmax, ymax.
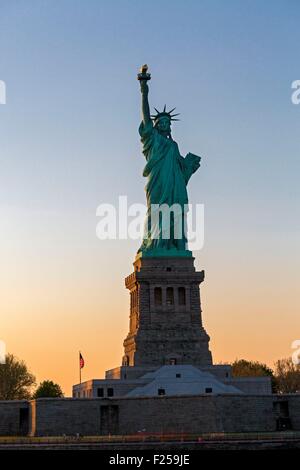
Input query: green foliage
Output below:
<box><xmin>231</xmin><ymin>359</ymin><xmax>277</xmax><ymax>392</ymax></box>
<box><xmin>32</xmin><ymin>380</ymin><xmax>64</xmax><ymax>399</ymax></box>
<box><xmin>274</xmin><ymin>358</ymin><xmax>300</xmax><ymax>394</ymax></box>
<box><xmin>0</xmin><ymin>353</ymin><xmax>36</xmax><ymax>400</ymax></box>
<box><xmin>231</xmin><ymin>359</ymin><xmax>274</xmax><ymax>378</ymax></box>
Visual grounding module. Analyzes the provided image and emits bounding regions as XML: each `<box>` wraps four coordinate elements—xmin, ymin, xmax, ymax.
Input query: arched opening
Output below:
<box><xmin>178</xmin><ymin>287</ymin><xmax>186</xmax><ymax>305</ymax></box>
<box><xmin>154</xmin><ymin>287</ymin><xmax>162</xmax><ymax>306</ymax></box>
<box><xmin>122</xmin><ymin>355</ymin><xmax>129</xmax><ymax>366</ymax></box>
<box><xmin>166</xmin><ymin>287</ymin><xmax>174</xmax><ymax>305</ymax></box>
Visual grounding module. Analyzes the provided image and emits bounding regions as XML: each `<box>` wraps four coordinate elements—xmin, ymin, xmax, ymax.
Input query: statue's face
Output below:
<box><xmin>156</xmin><ymin>117</ymin><xmax>171</xmax><ymax>135</ymax></box>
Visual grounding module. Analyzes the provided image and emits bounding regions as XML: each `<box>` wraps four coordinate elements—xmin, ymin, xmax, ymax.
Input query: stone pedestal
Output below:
<box><xmin>122</xmin><ymin>256</ymin><xmax>212</xmax><ymax>367</ymax></box>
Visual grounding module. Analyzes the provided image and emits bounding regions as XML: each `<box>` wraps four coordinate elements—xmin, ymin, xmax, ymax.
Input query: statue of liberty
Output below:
<box><xmin>137</xmin><ymin>65</ymin><xmax>201</xmax><ymax>257</ymax></box>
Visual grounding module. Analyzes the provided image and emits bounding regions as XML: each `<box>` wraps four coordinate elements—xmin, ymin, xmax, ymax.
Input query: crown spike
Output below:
<box><xmin>151</xmin><ymin>105</ymin><xmax>180</xmax><ymax>123</ymax></box>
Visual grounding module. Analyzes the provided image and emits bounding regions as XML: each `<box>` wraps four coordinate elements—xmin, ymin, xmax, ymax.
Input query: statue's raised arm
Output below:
<box><xmin>137</xmin><ymin>64</ymin><xmax>151</xmax><ymax>126</ymax></box>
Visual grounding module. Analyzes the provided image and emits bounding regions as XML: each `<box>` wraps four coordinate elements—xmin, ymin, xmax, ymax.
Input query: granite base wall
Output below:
<box><xmin>25</xmin><ymin>394</ymin><xmax>300</xmax><ymax>437</ymax></box>
<box><xmin>0</xmin><ymin>401</ymin><xmax>29</xmax><ymax>436</ymax></box>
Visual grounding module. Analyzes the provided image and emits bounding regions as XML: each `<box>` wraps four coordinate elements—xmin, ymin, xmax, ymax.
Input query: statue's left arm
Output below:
<box><xmin>181</xmin><ymin>152</ymin><xmax>201</xmax><ymax>184</ymax></box>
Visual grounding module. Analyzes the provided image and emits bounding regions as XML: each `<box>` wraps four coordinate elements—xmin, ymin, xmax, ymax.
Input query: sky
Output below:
<box><xmin>0</xmin><ymin>0</ymin><xmax>299</xmax><ymax>395</ymax></box>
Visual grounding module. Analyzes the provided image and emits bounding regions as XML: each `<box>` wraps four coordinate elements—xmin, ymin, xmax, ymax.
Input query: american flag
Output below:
<box><xmin>79</xmin><ymin>352</ymin><xmax>85</xmax><ymax>369</ymax></box>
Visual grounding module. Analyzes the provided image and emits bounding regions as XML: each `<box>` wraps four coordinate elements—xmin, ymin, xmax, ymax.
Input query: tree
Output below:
<box><xmin>274</xmin><ymin>358</ymin><xmax>300</xmax><ymax>394</ymax></box>
<box><xmin>231</xmin><ymin>359</ymin><xmax>276</xmax><ymax>392</ymax></box>
<box><xmin>231</xmin><ymin>359</ymin><xmax>274</xmax><ymax>377</ymax></box>
<box><xmin>32</xmin><ymin>380</ymin><xmax>64</xmax><ymax>399</ymax></box>
<box><xmin>0</xmin><ymin>353</ymin><xmax>36</xmax><ymax>400</ymax></box>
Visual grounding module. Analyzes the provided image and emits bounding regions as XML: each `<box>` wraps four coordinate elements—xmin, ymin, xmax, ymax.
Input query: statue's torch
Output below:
<box><xmin>137</xmin><ymin>64</ymin><xmax>151</xmax><ymax>81</ymax></box>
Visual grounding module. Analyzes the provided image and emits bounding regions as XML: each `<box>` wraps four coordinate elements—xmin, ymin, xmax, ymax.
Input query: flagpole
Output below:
<box><xmin>79</xmin><ymin>351</ymin><xmax>81</xmax><ymax>384</ymax></box>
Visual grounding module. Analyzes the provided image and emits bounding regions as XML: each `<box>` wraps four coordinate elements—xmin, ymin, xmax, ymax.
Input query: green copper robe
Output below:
<box><xmin>138</xmin><ymin>120</ymin><xmax>200</xmax><ymax>255</ymax></box>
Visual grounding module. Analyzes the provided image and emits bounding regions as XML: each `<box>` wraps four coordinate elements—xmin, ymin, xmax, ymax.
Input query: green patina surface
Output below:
<box><xmin>137</xmin><ymin>65</ymin><xmax>201</xmax><ymax>257</ymax></box>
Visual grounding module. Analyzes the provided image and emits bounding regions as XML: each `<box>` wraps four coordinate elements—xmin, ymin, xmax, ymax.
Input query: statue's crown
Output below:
<box><xmin>151</xmin><ymin>105</ymin><xmax>180</xmax><ymax>123</ymax></box>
